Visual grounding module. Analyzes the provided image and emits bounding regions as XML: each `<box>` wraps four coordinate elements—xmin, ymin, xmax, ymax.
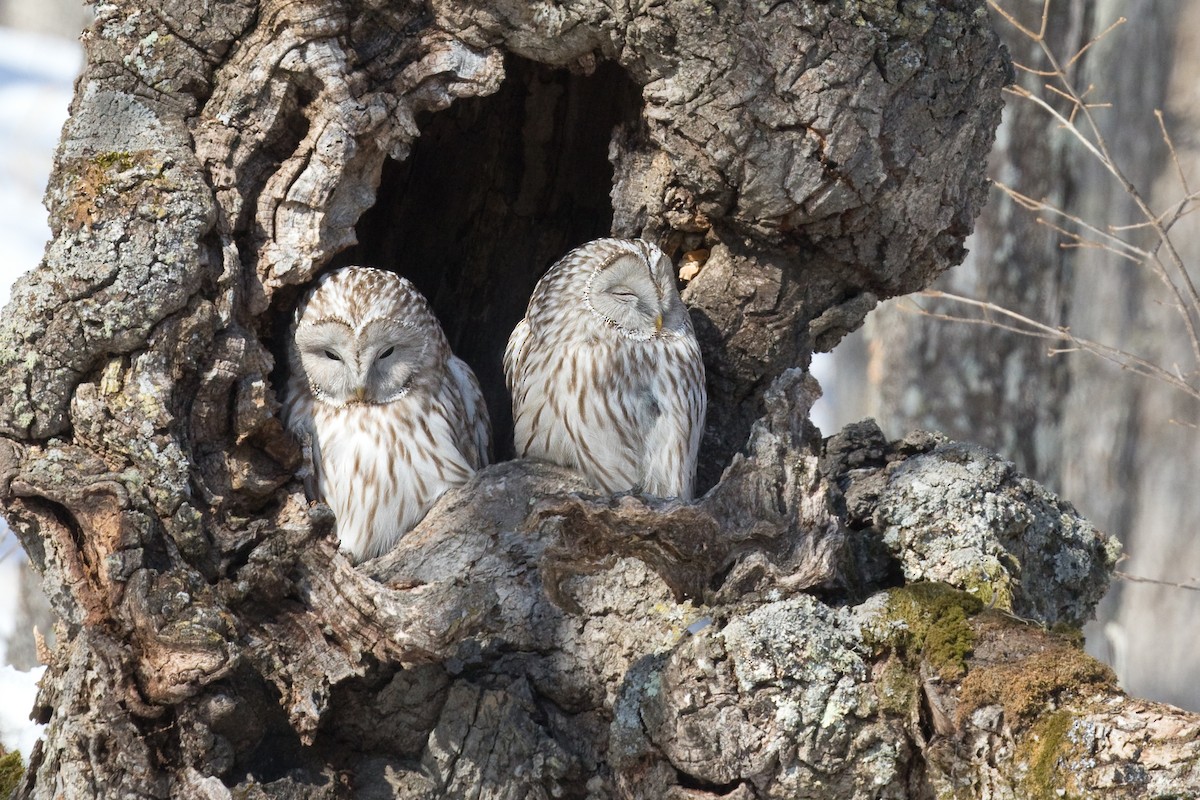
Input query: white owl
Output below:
<box><xmin>284</xmin><ymin>267</ymin><xmax>490</xmax><ymax>563</ymax></box>
<box><xmin>504</xmin><ymin>238</ymin><xmax>706</xmax><ymax>499</ymax></box>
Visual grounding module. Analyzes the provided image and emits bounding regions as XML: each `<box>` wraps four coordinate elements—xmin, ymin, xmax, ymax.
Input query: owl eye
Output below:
<box><xmin>378</xmin><ymin>346</ymin><xmax>395</xmax><ymax>360</ymax></box>
<box><xmin>609</xmin><ymin>286</ymin><xmax>637</xmax><ymax>301</ymax></box>
<box><xmin>324</xmin><ymin>350</ymin><xmax>341</xmax><ymax>361</ymax></box>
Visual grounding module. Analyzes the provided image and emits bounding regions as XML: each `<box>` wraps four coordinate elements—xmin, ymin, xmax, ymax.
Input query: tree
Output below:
<box><xmin>2</xmin><ymin>0</ymin><xmax>1196</xmax><ymax>797</ymax></box>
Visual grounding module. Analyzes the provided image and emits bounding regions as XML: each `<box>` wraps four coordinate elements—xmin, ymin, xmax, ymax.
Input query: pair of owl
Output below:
<box><xmin>284</xmin><ymin>238</ymin><xmax>707</xmax><ymax>563</ymax></box>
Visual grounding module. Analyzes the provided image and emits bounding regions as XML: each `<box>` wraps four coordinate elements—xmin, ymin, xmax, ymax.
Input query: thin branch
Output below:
<box><xmin>1108</xmin><ymin>191</ymin><xmax>1200</xmax><ymax>232</ymax></box>
<box><xmin>1115</xmin><ymin>571</ymin><xmax>1200</xmax><ymax>593</ymax></box>
<box><xmin>1039</xmin><ymin>221</ymin><xmax>1143</xmax><ymax>265</ymax></box>
<box><xmin>912</xmin><ymin>291</ymin><xmax>1200</xmax><ymax>400</ymax></box>
<box><xmin>987</xmin><ymin>0</ymin><xmax>1049</xmax><ymax>42</ymax></box>
<box><xmin>1011</xmin><ymin>61</ymin><xmax>1060</xmax><ymax>78</ymax></box>
<box><xmin>1064</xmin><ymin>16</ymin><xmax>1127</xmax><ymax>69</ymax></box>
<box><xmin>1003</xmin><ymin>85</ymin><xmax>1111</xmax><ymax>169</ymax></box>
<box><xmin>1044</xmin><ymin>82</ymin><xmax>1110</xmax><ymax>112</ymax></box>
<box><xmin>998</xmin><ymin>66</ymin><xmax>1200</xmax><ymax>369</ymax></box>
<box><xmin>1030</xmin><ymin>25</ymin><xmax>1200</xmax><ymax>366</ymax></box>
<box><xmin>1157</xmin><ymin>109</ymin><xmax>1192</xmax><ymax>197</ymax></box>
<box><xmin>994</xmin><ymin>182</ymin><xmax>1149</xmax><ymax>260</ymax></box>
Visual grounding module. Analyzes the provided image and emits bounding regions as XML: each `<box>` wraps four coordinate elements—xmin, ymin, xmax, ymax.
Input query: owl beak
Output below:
<box><xmin>352</xmin><ymin>386</ymin><xmax>367</xmax><ymax>403</ymax></box>
<box><xmin>654</xmin><ymin>313</ymin><xmax>663</xmax><ymax>332</ymax></box>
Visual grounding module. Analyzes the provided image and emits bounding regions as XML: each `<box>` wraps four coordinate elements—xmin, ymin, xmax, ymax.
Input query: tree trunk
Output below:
<box><xmin>3</xmin><ymin>0</ymin><xmax>1191</xmax><ymax>797</ymax></box>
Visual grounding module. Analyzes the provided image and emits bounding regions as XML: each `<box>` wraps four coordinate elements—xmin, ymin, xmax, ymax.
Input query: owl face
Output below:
<box><xmin>290</xmin><ymin>267</ymin><xmax>445</xmax><ymax>407</ymax></box>
<box><xmin>294</xmin><ymin>316</ymin><xmax>428</xmax><ymax>405</ymax></box>
<box><xmin>584</xmin><ymin>243</ymin><xmax>686</xmax><ymax>340</ymax></box>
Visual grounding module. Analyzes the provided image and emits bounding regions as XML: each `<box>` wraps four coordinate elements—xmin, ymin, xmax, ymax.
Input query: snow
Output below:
<box><xmin>0</xmin><ymin>24</ymin><xmax>81</xmax><ymax>762</ymax></box>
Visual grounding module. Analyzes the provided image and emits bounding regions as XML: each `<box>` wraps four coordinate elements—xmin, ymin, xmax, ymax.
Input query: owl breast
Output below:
<box><xmin>510</xmin><ymin>327</ymin><xmax>705</xmax><ymax>499</ymax></box>
<box><xmin>311</xmin><ymin>394</ymin><xmax>474</xmax><ymax>562</ymax></box>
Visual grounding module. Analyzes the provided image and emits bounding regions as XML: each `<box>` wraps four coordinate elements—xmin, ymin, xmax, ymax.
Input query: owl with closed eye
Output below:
<box><xmin>504</xmin><ymin>238</ymin><xmax>706</xmax><ymax>499</ymax></box>
<box><xmin>284</xmin><ymin>267</ymin><xmax>490</xmax><ymax>562</ymax></box>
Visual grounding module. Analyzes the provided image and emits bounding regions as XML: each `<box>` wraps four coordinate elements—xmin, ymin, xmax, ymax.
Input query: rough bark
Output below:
<box><xmin>4</xmin><ymin>0</ymin><xmax>1190</xmax><ymax>798</ymax></box>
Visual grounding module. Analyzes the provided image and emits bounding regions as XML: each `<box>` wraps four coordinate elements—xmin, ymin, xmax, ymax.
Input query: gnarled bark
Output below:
<box><xmin>4</xmin><ymin>0</ymin><xmax>1188</xmax><ymax>798</ymax></box>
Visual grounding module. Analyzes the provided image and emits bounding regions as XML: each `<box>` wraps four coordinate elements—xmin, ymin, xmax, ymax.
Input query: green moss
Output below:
<box><xmin>961</xmin><ymin>561</ymin><xmax>1016</xmax><ymax>612</ymax></box>
<box><xmin>0</xmin><ymin>749</ymin><xmax>24</xmax><ymax>797</ymax></box>
<box><xmin>868</xmin><ymin>582</ymin><xmax>983</xmax><ymax>681</ymax></box>
<box><xmin>1021</xmin><ymin>710</ymin><xmax>1077</xmax><ymax>800</ymax></box>
<box><xmin>957</xmin><ymin>640</ymin><xmax>1116</xmax><ymax>726</ymax></box>
<box><xmin>63</xmin><ymin>150</ymin><xmax>166</xmax><ymax>231</ymax></box>
<box><xmin>1049</xmin><ymin>623</ymin><xmax>1086</xmax><ymax>649</ymax></box>
<box><xmin>876</xmin><ymin>656</ymin><xmax>918</xmax><ymax>717</ymax></box>
<box><xmin>91</xmin><ymin>150</ymin><xmax>136</xmax><ymax>171</ymax></box>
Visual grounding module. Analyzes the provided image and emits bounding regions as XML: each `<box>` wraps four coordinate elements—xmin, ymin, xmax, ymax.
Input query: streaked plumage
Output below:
<box><xmin>504</xmin><ymin>238</ymin><xmax>706</xmax><ymax>499</ymax></box>
<box><xmin>284</xmin><ymin>267</ymin><xmax>490</xmax><ymax>562</ymax></box>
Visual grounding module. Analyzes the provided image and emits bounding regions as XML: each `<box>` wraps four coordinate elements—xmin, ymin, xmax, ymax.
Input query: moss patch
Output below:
<box><xmin>0</xmin><ymin>748</ymin><xmax>24</xmax><ymax>797</ymax></box>
<box><xmin>961</xmin><ymin>561</ymin><xmax>1016</xmax><ymax>612</ymax></box>
<box><xmin>957</xmin><ymin>640</ymin><xmax>1117</xmax><ymax>726</ymax></box>
<box><xmin>1021</xmin><ymin>710</ymin><xmax>1077</xmax><ymax>800</ymax></box>
<box><xmin>63</xmin><ymin>150</ymin><xmax>166</xmax><ymax>231</ymax></box>
<box><xmin>876</xmin><ymin>655</ymin><xmax>919</xmax><ymax>718</ymax></box>
<box><xmin>91</xmin><ymin>151</ymin><xmax>137</xmax><ymax>171</ymax></box>
<box><xmin>867</xmin><ymin>582</ymin><xmax>984</xmax><ymax>682</ymax></box>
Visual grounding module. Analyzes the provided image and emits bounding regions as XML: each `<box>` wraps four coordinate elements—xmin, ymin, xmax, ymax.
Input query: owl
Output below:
<box><xmin>504</xmin><ymin>238</ymin><xmax>706</xmax><ymax>500</ymax></box>
<box><xmin>284</xmin><ymin>267</ymin><xmax>490</xmax><ymax>563</ymax></box>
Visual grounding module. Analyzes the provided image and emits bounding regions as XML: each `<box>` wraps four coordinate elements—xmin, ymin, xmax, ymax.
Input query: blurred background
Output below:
<box><xmin>0</xmin><ymin>0</ymin><xmax>86</xmax><ymax>761</ymax></box>
<box><xmin>1</xmin><ymin>0</ymin><xmax>1198</xmax><ymax>762</ymax></box>
<box><xmin>813</xmin><ymin>0</ymin><xmax>1200</xmax><ymax>713</ymax></box>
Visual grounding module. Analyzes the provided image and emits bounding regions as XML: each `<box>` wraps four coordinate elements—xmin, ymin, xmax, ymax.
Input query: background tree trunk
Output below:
<box><xmin>827</xmin><ymin>0</ymin><xmax>1200</xmax><ymax>712</ymax></box>
<box><xmin>2</xmin><ymin>0</ymin><xmax>1194</xmax><ymax>797</ymax></box>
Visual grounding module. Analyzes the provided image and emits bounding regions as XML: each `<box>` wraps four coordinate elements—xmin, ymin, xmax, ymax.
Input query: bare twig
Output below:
<box><xmin>1157</xmin><ymin>109</ymin><xmax>1192</xmax><ymax>197</ymax></box>
<box><xmin>911</xmin><ymin>292</ymin><xmax>1200</xmax><ymax>400</ymax></box>
<box><xmin>1115</xmin><ymin>571</ymin><xmax>1200</xmax><ymax>593</ymax></box>
<box><xmin>993</xmin><ymin>182</ymin><xmax>1149</xmax><ymax>260</ymax></box>
<box><xmin>987</xmin><ymin>0</ymin><xmax>1048</xmax><ymax>42</ymax></box>
<box><xmin>985</xmin><ymin>0</ymin><xmax>1200</xmax><ymax>372</ymax></box>
<box><xmin>947</xmin><ymin>1</ymin><xmax>1200</xmax><ymax>603</ymax></box>
<box><xmin>1034</xmin><ymin>25</ymin><xmax>1200</xmax><ymax>366</ymax></box>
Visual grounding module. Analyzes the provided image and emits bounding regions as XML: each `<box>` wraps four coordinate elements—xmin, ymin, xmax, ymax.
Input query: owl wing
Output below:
<box><xmin>639</xmin><ymin>336</ymin><xmax>707</xmax><ymax>500</ymax></box>
<box><xmin>503</xmin><ymin>316</ymin><xmax>531</xmax><ymax>395</ymax></box>
<box><xmin>447</xmin><ymin>354</ymin><xmax>492</xmax><ymax>470</ymax></box>
<box><xmin>283</xmin><ymin>373</ymin><xmax>323</xmax><ymax>501</ymax></box>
